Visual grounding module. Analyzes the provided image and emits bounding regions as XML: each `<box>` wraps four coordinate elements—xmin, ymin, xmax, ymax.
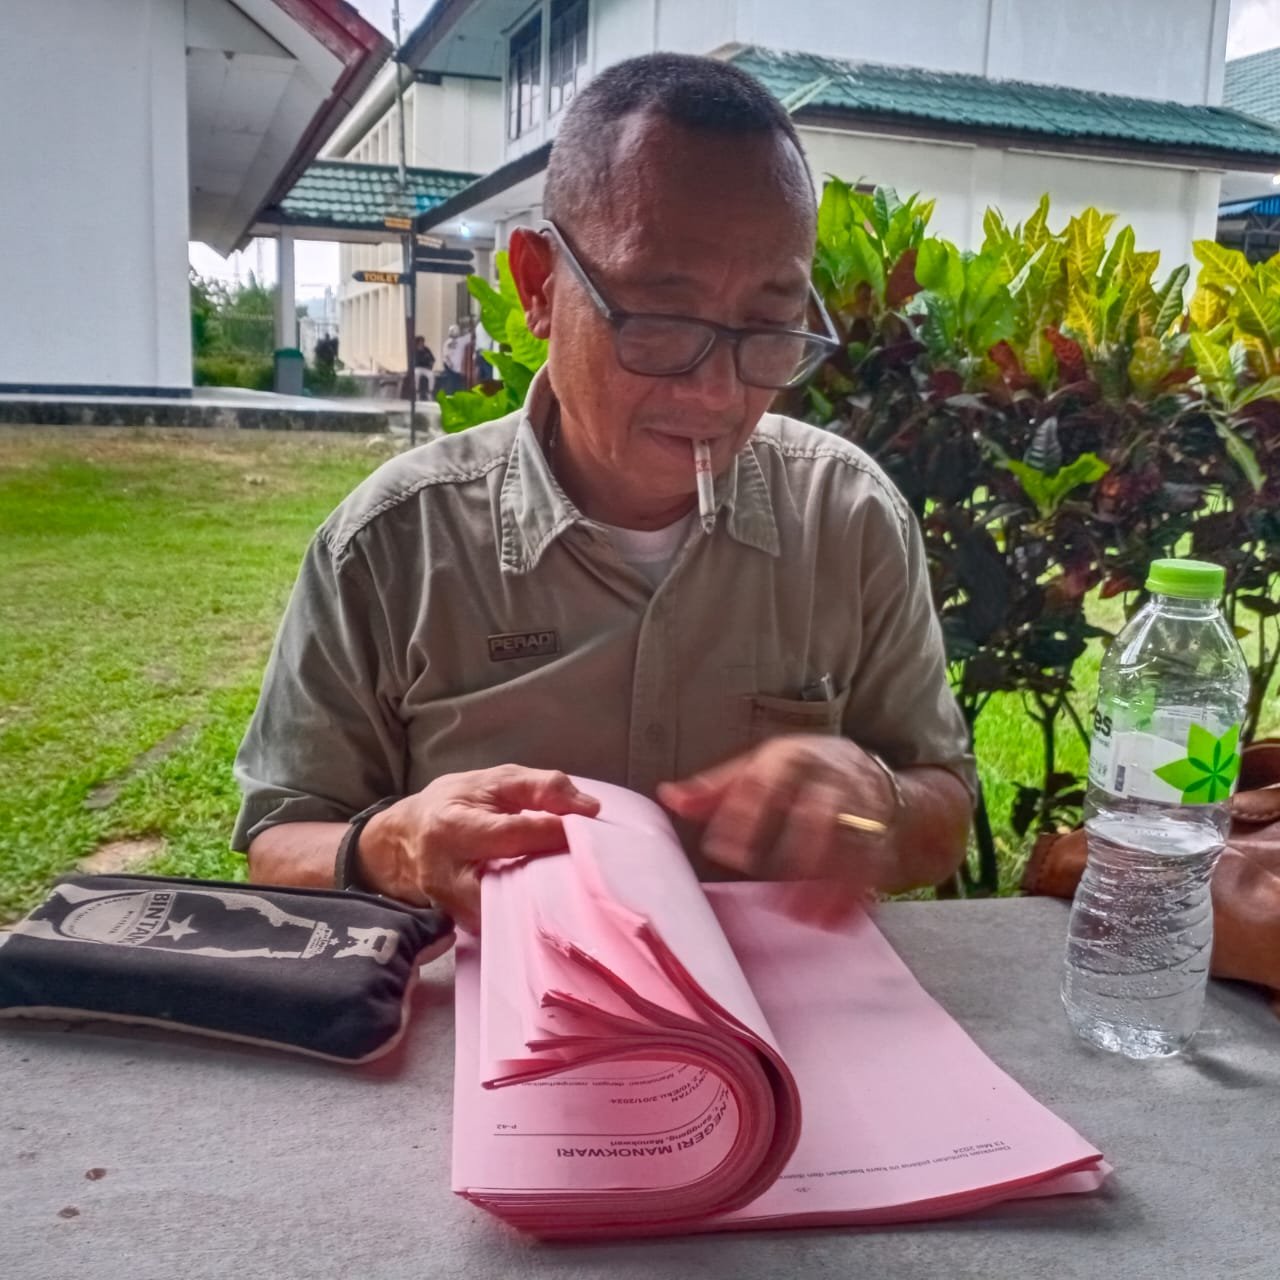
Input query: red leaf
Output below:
<box><xmin>929</xmin><ymin>368</ymin><xmax>964</xmax><ymax>398</ymax></box>
<box><xmin>885</xmin><ymin>249</ymin><xmax>921</xmax><ymax>308</ymax></box>
<box><xmin>1157</xmin><ymin>365</ymin><xmax>1196</xmax><ymax>390</ymax></box>
<box><xmin>1100</xmin><ymin>573</ymin><xmax>1139</xmax><ymax>599</ymax></box>
<box><xmin>1045</xmin><ymin>327</ymin><xmax>1087</xmax><ymax>384</ymax></box>
<box><xmin>880</xmin><ymin>338</ymin><xmax>924</xmax><ymax>368</ymax></box>
<box><xmin>990</xmin><ymin>341</ymin><xmax>1035</xmax><ymax>390</ymax></box>
<box><xmin>1047</xmin><ymin>379</ymin><xmax>1100</xmax><ymax>406</ymax></box>
<box><xmin>1045</xmin><ymin>566</ymin><xmax>1099</xmax><ymax>612</ymax></box>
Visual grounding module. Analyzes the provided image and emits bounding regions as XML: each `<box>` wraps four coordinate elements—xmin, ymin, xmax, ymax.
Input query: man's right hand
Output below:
<box><xmin>357</xmin><ymin>767</ymin><xmax>600</xmax><ymax>931</ymax></box>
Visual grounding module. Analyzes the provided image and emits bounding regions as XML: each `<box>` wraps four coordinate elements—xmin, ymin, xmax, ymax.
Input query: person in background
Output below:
<box><xmin>412</xmin><ymin>335</ymin><xmax>435</xmax><ymax>398</ymax></box>
<box><xmin>232</xmin><ymin>53</ymin><xmax>975</xmax><ymax>932</ymax></box>
<box><xmin>474</xmin><ymin>317</ymin><xmax>495</xmax><ymax>384</ymax></box>
<box><xmin>438</xmin><ymin>324</ymin><xmax>465</xmax><ymax>396</ymax></box>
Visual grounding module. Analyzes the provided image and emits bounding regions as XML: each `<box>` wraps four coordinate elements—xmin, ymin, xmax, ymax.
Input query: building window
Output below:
<box><xmin>548</xmin><ymin>0</ymin><xmax>587</xmax><ymax>115</ymax></box>
<box><xmin>508</xmin><ymin>13</ymin><xmax>542</xmax><ymax>140</ymax></box>
<box><xmin>456</xmin><ymin>280</ymin><xmax>473</xmax><ymax>323</ymax></box>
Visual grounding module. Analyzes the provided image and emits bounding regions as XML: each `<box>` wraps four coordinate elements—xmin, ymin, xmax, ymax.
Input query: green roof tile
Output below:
<box><xmin>731</xmin><ymin>47</ymin><xmax>1280</xmax><ymax>166</ymax></box>
<box><xmin>264</xmin><ymin>161</ymin><xmax>479</xmax><ymax>230</ymax></box>
<box><xmin>1225</xmin><ymin>47</ymin><xmax>1280</xmax><ymax>129</ymax></box>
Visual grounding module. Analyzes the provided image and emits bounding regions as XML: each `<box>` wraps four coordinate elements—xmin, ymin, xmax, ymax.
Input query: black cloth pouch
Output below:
<box><xmin>0</xmin><ymin>874</ymin><xmax>454</xmax><ymax>1063</ymax></box>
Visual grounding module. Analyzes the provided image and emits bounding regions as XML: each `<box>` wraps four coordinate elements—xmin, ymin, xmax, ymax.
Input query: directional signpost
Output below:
<box><xmin>352</xmin><ymin>269</ymin><xmax>410</xmax><ymax>285</ymax></box>
<box><xmin>352</xmin><ymin>219</ymin><xmax>480</xmax><ymax>446</ymax></box>
<box><xmin>413</xmin><ymin>244</ymin><xmax>475</xmax><ymax>277</ymax></box>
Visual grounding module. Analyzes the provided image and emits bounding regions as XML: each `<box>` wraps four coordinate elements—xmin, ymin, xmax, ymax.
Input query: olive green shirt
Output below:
<box><xmin>231</xmin><ymin>371</ymin><xmax>976</xmax><ymax>859</ymax></box>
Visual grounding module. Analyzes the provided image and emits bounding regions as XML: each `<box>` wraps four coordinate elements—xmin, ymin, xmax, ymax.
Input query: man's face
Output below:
<box><xmin>539</xmin><ymin>115</ymin><xmax>816</xmax><ymax>519</ymax></box>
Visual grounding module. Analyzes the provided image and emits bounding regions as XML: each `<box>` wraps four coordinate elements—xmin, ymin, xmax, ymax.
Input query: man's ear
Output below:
<box><xmin>508</xmin><ymin>228</ymin><xmax>555</xmax><ymax>340</ymax></box>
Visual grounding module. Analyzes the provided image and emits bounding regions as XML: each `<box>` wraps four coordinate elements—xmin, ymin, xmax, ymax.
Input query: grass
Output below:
<box><xmin>973</xmin><ymin>594</ymin><xmax>1280</xmax><ymax>893</ymax></box>
<box><xmin>2</xmin><ymin>426</ymin><xmax>1275</xmax><ymax>917</ymax></box>
<box><xmin>0</xmin><ymin>427</ymin><xmax>401</xmax><ymax>920</ymax></box>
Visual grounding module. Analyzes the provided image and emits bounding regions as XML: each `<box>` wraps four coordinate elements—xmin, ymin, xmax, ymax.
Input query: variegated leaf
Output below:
<box><xmin>1192</xmin><ymin>240</ymin><xmax>1252</xmax><ymax>290</ymax></box>
<box><xmin>1189</xmin><ymin>283</ymin><xmax>1229</xmax><ymax>332</ymax></box>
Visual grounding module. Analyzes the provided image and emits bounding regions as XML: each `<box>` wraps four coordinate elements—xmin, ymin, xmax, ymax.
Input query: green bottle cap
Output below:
<box><xmin>1145</xmin><ymin>558</ymin><xmax>1225</xmax><ymax>600</ymax></box>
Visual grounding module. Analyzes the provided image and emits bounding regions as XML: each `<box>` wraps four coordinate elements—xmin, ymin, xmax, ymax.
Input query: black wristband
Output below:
<box><xmin>333</xmin><ymin>797</ymin><xmax>402</xmax><ymax>892</ymax></box>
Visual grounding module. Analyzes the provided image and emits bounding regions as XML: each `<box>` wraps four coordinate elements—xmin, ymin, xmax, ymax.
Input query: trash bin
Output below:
<box><xmin>273</xmin><ymin>347</ymin><xmax>305</xmax><ymax>396</ymax></box>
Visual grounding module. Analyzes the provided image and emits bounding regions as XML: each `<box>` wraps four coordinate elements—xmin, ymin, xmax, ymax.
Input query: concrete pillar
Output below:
<box><xmin>275</xmin><ymin>228</ymin><xmax>297</xmax><ymax>350</ymax></box>
<box><xmin>273</xmin><ymin>228</ymin><xmax>302</xmax><ymax>394</ymax></box>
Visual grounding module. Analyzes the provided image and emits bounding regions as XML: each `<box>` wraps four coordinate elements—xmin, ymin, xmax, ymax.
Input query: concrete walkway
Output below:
<box><xmin>0</xmin><ymin>386</ymin><xmax>441</xmax><ymax>436</ymax></box>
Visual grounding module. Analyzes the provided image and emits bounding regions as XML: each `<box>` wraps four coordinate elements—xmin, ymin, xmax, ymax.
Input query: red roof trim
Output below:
<box><xmin>245</xmin><ymin>1</ymin><xmax>394</xmax><ymax>245</ymax></box>
<box><xmin>269</xmin><ymin>0</ymin><xmax>386</xmax><ymax>61</ymax></box>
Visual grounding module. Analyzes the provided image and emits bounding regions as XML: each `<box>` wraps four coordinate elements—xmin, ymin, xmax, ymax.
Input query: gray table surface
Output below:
<box><xmin>3</xmin><ymin>898</ymin><xmax>1277</xmax><ymax>1280</ymax></box>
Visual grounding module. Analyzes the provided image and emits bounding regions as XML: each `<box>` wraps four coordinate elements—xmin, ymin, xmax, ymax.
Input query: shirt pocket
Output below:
<box><xmin>739</xmin><ymin>688</ymin><xmax>850</xmax><ymax>747</ymax></box>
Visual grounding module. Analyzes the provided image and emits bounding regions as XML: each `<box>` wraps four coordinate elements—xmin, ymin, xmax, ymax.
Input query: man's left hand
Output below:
<box><xmin>658</xmin><ymin>736</ymin><xmax>903</xmax><ymax>897</ymax></box>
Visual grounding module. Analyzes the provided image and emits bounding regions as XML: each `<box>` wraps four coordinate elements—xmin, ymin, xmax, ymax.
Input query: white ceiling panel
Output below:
<box><xmin>186</xmin><ymin>0</ymin><xmax>289</xmax><ymax>57</ymax></box>
<box><xmin>186</xmin><ymin>0</ymin><xmax>388</xmax><ymax>253</ymax></box>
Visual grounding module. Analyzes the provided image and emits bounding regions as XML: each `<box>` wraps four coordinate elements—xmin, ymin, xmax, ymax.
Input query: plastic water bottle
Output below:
<box><xmin>1062</xmin><ymin>558</ymin><xmax>1250</xmax><ymax>1058</ymax></box>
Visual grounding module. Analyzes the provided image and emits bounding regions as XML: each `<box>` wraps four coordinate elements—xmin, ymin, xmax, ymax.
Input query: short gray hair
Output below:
<box><xmin>543</xmin><ymin>53</ymin><xmax>811</xmax><ymax>229</ymax></box>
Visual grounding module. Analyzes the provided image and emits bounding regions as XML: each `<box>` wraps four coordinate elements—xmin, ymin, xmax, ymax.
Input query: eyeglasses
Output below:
<box><xmin>539</xmin><ymin>220</ymin><xmax>839</xmax><ymax>390</ymax></box>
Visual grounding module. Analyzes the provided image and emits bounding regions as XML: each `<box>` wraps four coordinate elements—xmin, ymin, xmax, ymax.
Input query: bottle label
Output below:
<box><xmin>1089</xmin><ymin>702</ymin><xmax>1243</xmax><ymax>805</ymax></box>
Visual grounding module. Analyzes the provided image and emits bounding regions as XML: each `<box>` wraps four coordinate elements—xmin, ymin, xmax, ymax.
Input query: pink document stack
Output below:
<box><xmin>452</xmin><ymin>780</ymin><xmax>1106</xmax><ymax>1238</ymax></box>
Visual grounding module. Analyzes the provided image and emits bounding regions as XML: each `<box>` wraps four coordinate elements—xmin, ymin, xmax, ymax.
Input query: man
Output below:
<box><xmin>412</xmin><ymin>335</ymin><xmax>435</xmax><ymax>398</ymax></box>
<box><xmin>233</xmin><ymin>53</ymin><xmax>975</xmax><ymax>932</ymax></box>
<box><xmin>437</xmin><ymin>324</ymin><xmax>465</xmax><ymax>395</ymax></box>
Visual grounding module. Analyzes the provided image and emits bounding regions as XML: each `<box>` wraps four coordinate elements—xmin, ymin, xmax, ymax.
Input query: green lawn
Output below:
<box><xmin>0</xmin><ymin>427</ymin><xmax>400</xmax><ymax>920</ymax></box>
<box><xmin>2</xmin><ymin>427</ymin><xmax>1275</xmax><ymax>919</ymax></box>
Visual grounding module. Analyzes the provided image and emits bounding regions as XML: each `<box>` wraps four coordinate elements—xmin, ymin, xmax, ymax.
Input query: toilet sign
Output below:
<box><xmin>352</xmin><ymin>269</ymin><xmax>410</xmax><ymax>285</ymax></box>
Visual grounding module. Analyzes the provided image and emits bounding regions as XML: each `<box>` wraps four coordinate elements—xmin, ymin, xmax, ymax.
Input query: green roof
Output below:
<box><xmin>730</xmin><ymin>47</ymin><xmax>1280</xmax><ymax>167</ymax></box>
<box><xmin>260</xmin><ymin>160</ymin><xmax>480</xmax><ymax>231</ymax></box>
<box><xmin>1225</xmin><ymin>47</ymin><xmax>1280</xmax><ymax>129</ymax></box>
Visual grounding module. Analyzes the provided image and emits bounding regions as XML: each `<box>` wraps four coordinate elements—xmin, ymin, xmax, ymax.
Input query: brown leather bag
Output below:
<box><xmin>1021</xmin><ymin>739</ymin><xmax>1280</xmax><ymax>1017</ymax></box>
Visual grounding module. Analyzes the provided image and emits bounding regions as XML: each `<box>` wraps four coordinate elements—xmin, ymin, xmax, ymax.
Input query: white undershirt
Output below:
<box><xmin>597</xmin><ymin>512</ymin><xmax>696</xmax><ymax>589</ymax></box>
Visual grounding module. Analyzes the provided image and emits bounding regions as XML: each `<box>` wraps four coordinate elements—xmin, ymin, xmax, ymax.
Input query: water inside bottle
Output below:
<box><xmin>1062</xmin><ymin>812</ymin><xmax>1222</xmax><ymax>1059</ymax></box>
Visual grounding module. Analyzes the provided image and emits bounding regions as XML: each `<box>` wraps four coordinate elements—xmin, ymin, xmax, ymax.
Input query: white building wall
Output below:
<box><xmin>408</xmin><ymin>78</ymin><xmax>502</xmax><ymax>171</ymax></box>
<box><xmin>337</xmin><ymin>77</ymin><xmax>502</xmax><ymax>377</ymax></box>
<box><xmin>655</xmin><ymin>0</ymin><xmax>737</xmax><ymax>58</ymax></box>
<box><xmin>592</xmin><ymin>0</ymin><xmax>656</xmax><ymax>70</ymax></box>
<box><xmin>0</xmin><ymin>0</ymin><xmax>190</xmax><ymax>392</ymax></box>
<box><xmin>477</xmin><ymin>0</ymin><xmax>1230</xmax><ymax>353</ymax></box>
<box><xmin>732</xmin><ymin>0</ymin><xmax>992</xmax><ymax>78</ymax></box>
<box><xmin>734</xmin><ymin>0</ymin><xmax>1226</xmax><ymax>104</ymax></box>
<box><xmin>524</xmin><ymin>0</ymin><xmax>1227</xmax><ymax>173</ymax></box>
<box><xmin>985</xmin><ymin>0</ymin><xmax>1230</xmax><ymax>104</ymax></box>
<box><xmin>586</xmin><ymin>0</ymin><xmax>1228</xmax><ymax>269</ymax></box>
<box><xmin>799</xmin><ymin>127</ymin><xmax>1221</xmax><ymax>269</ymax></box>
<box><xmin>592</xmin><ymin>0</ymin><xmax>1227</xmax><ymax>103</ymax></box>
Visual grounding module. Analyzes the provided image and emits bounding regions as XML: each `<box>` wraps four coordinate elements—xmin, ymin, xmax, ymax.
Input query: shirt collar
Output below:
<box><xmin>499</xmin><ymin>366</ymin><xmax>780</xmax><ymax>574</ymax></box>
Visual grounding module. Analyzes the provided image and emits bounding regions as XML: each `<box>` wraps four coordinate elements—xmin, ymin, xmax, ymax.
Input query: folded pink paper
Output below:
<box><xmin>452</xmin><ymin>779</ymin><xmax>1105</xmax><ymax>1238</ymax></box>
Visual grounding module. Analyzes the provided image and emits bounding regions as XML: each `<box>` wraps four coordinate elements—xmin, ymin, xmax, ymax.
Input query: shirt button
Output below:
<box><xmin>644</xmin><ymin>723</ymin><xmax>667</xmax><ymax>747</ymax></box>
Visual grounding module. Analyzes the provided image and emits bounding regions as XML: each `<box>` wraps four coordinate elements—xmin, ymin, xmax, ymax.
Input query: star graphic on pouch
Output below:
<box><xmin>157</xmin><ymin>914</ymin><xmax>198</xmax><ymax>942</ymax></box>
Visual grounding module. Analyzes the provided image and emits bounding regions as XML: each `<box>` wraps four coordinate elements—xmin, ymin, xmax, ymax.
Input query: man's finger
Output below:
<box><xmin>771</xmin><ymin>777</ymin><xmax>845</xmax><ymax>883</ymax></box>
<box><xmin>657</xmin><ymin>755</ymin><xmax>746</xmax><ymax>821</ymax></box>
<box><xmin>447</xmin><ymin>866</ymin><xmax>483</xmax><ymax>934</ymax></box>
<box><xmin>775</xmin><ymin>880</ymin><xmax>868</xmax><ymax>929</ymax></box>
<box><xmin>488</xmin><ymin>767</ymin><xmax>601</xmax><ymax>817</ymax></box>
<box><xmin>702</xmin><ymin>771</ymin><xmax>796</xmax><ymax>879</ymax></box>
<box><xmin>469</xmin><ymin>811</ymin><xmax>574</xmax><ymax>861</ymax></box>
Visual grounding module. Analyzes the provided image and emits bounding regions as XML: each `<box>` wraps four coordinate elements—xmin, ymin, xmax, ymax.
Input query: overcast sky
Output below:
<box><xmin>189</xmin><ymin>0</ymin><xmax>1280</xmax><ymax>296</ymax></box>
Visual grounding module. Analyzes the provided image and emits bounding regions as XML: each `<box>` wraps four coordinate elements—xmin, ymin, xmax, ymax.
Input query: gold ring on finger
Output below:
<box><xmin>834</xmin><ymin>811</ymin><xmax>888</xmax><ymax>838</ymax></box>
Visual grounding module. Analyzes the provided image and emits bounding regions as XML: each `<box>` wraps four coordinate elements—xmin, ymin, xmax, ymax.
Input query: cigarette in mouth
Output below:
<box><xmin>693</xmin><ymin>439</ymin><xmax>715</xmax><ymax>535</ymax></box>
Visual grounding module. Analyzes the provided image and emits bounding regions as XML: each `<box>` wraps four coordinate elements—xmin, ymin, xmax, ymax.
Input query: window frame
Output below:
<box><xmin>548</xmin><ymin>0</ymin><xmax>588</xmax><ymax>117</ymax></box>
<box><xmin>506</xmin><ymin>12</ymin><xmax>544</xmax><ymax>141</ymax></box>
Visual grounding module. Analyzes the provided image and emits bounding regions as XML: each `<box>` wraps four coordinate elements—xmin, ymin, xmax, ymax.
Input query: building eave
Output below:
<box><xmin>794</xmin><ymin>105</ymin><xmax>1280</xmax><ymax>172</ymax></box>
<box><xmin>413</xmin><ymin>141</ymin><xmax>551</xmax><ymax>232</ymax></box>
<box><xmin>243</xmin><ymin>1</ymin><xmax>394</xmax><ymax>247</ymax></box>
<box><xmin>400</xmin><ymin>0</ymin><xmax>484</xmax><ymax>70</ymax></box>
